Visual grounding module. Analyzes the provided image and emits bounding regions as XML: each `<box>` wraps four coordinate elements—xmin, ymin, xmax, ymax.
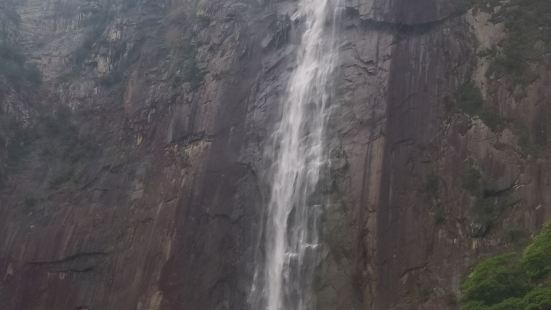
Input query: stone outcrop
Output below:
<box><xmin>0</xmin><ymin>0</ymin><xmax>550</xmax><ymax>309</ymax></box>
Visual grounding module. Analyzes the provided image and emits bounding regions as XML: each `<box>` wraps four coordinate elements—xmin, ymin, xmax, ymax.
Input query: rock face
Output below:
<box><xmin>0</xmin><ymin>0</ymin><xmax>550</xmax><ymax>309</ymax></box>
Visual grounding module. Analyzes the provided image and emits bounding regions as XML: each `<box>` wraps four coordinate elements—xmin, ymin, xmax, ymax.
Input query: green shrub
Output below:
<box><xmin>174</xmin><ymin>44</ymin><xmax>204</xmax><ymax>90</ymax></box>
<box><xmin>478</xmin><ymin>107</ymin><xmax>504</xmax><ymax>132</ymax></box>
<box><xmin>522</xmin><ymin>224</ymin><xmax>551</xmax><ymax>279</ymax></box>
<box><xmin>456</xmin><ymin>83</ymin><xmax>504</xmax><ymax>131</ymax></box>
<box><xmin>487</xmin><ymin>298</ymin><xmax>525</xmax><ymax>310</ymax></box>
<box><xmin>523</xmin><ymin>287</ymin><xmax>551</xmax><ymax>310</ymax></box>
<box><xmin>471</xmin><ymin>197</ymin><xmax>504</xmax><ymax>237</ymax></box>
<box><xmin>461</xmin><ymin>165</ymin><xmax>512</xmax><ymax>236</ymax></box>
<box><xmin>478</xmin><ymin>0</ymin><xmax>551</xmax><ymax>84</ymax></box>
<box><xmin>462</xmin><ymin>253</ymin><xmax>529</xmax><ymax>305</ymax></box>
<box><xmin>461</xmin><ymin>224</ymin><xmax>551</xmax><ymax>310</ymax></box>
<box><xmin>457</xmin><ymin>82</ymin><xmax>484</xmax><ymax>115</ymax></box>
<box><xmin>463</xmin><ymin>300</ymin><xmax>484</xmax><ymax>310</ymax></box>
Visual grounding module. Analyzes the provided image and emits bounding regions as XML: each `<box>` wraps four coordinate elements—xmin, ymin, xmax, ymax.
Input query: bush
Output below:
<box><xmin>457</xmin><ymin>82</ymin><xmax>484</xmax><ymax>115</ymax></box>
<box><xmin>461</xmin><ymin>224</ymin><xmax>551</xmax><ymax>310</ymax></box>
<box><xmin>174</xmin><ymin>44</ymin><xmax>204</xmax><ymax>90</ymax></box>
<box><xmin>522</xmin><ymin>224</ymin><xmax>551</xmax><ymax>279</ymax></box>
<box><xmin>471</xmin><ymin>197</ymin><xmax>505</xmax><ymax>237</ymax></box>
<box><xmin>461</xmin><ymin>165</ymin><xmax>511</xmax><ymax>237</ymax></box>
<box><xmin>477</xmin><ymin>0</ymin><xmax>551</xmax><ymax>84</ymax></box>
<box><xmin>487</xmin><ymin>298</ymin><xmax>525</xmax><ymax>310</ymax></box>
<box><xmin>463</xmin><ymin>301</ymin><xmax>484</xmax><ymax>310</ymax></box>
<box><xmin>523</xmin><ymin>287</ymin><xmax>551</xmax><ymax>310</ymax></box>
<box><xmin>462</xmin><ymin>253</ymin><xmax>529</xmax><ymax>305</ymax></box>
<box><xmin>456</xmin><ymin>83</ymin><xmax>504</xmax><ymax>131</ymax></box>
<box><xmin>478</xmin><ymin>107</ymin><xmax>504</xmax><ymax>132</ymax></box>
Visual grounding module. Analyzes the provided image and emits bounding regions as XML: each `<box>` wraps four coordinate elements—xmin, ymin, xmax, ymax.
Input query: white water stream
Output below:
<box><xmin>251</xmin><ymin>1</ymin><xmax>342</xmax><ymax>309</ymax></box>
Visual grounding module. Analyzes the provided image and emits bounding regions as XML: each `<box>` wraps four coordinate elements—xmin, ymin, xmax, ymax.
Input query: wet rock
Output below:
<box><xmin>0</xmin><ymin>0</ymin><xmax>550</xmax><ymax>309</ymax></box>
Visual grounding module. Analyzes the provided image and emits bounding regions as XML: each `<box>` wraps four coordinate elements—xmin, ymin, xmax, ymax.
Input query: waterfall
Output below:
<box><xmin>251</xmin><ymin>1</ymin><xmax>342</xmax><ymax>310</ymax></box>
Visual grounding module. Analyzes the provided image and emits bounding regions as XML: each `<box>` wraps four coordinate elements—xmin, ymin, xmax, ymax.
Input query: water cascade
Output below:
<box><xmin>251</xmin><ymin>1</ymin><xmax>343</xmax><ymax>309</ymax></box>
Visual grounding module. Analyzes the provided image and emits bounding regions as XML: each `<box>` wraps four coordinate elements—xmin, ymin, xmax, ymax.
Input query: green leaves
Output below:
<box><xmin>462</xmin><ymin>254</ymin><xmax>529</xmax><ymax>305</ymax></box>
<box><xmin>523</xmin><ymin>287</ymin><xmax>551</xmax><ymax>310</ymax></box>
<box><xmin>461</xmin><ymin>224</ymin><xmax>551</xmax><ymax>309</ymax></box>
<box><xmin>476</xmin><ymin>0</ymin><xmax>551</xmax><ymax>84</ymax></box>
<box><xmin>522</xmin><ymin>225</ymin><xmax>551</xmax><ymax>280</ymax></box>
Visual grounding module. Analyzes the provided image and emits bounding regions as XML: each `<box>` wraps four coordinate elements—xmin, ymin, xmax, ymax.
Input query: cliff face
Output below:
<box><xmin>0</xmin><ymin>0</ymin><xmax>550</xmax><ymax>309</ymax></box>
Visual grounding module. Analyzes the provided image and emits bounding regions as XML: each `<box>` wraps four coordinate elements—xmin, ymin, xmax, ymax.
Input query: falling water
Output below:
<box><xmin>251</xmin><ymin>1</ymin><xmax>342</xmax><ymax>310</ymax></box>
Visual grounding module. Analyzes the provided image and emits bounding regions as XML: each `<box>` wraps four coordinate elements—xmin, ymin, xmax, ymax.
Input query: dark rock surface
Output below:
<box><xmin>0</xmin><ymin>0</ymin><xmax>550</xmax><ymax>309</ymax></box>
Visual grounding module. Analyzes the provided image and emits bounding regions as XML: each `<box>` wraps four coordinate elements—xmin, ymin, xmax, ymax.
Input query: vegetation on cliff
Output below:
<box><xmin>472</xmin><ymin>0</ymin><xmax>551</xmax><ymax>84</ymax></box>
<box><xmin>461</xmin><ymin>224</ymin><xmax>551</xmax><ymax>309</ymax></box>
<box><xmin>456</xmin><ymin>82</ymin><xmax>503</xmax><ymax>131</ymax></box>
<box><xmin>460</xmin><ymin>164</ymin><xmax>514</xmax><ymax>238</ymax></box>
